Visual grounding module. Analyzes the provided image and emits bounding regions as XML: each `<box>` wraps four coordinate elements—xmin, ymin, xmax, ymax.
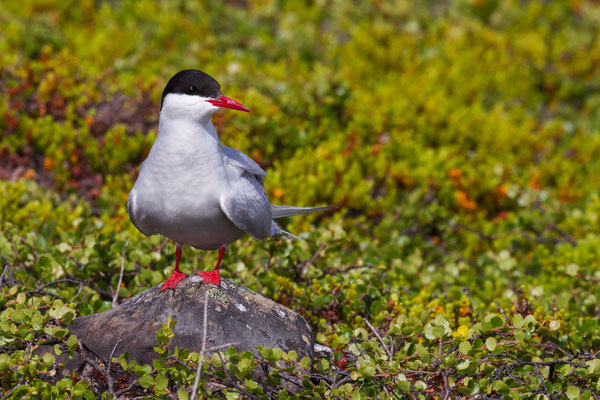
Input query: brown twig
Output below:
<box><xmin>24</xmin><ymin>278</ymin><xmax>85</xmax><ymax>297</ymax></box>
<box><xmin>547</xmin><ymin>223</ymin><xmax>577</xmax><ymax>246</ymax></box>
<box><xmin>112</xmin><ymin>240</ymin><xmax>129</xmax><ymax>306</ymax></box>
<box><xmin>365</xmin><ymin>319</ymin><xmax>393</xmax><ymax>361</ymax></box>
<box><xmin>77</xmin><ymin>339</ymin><xmax>110</xmax><ymax>383</ymax></box>
<box><xmin>441</xmin><ymin>368</ymin><xmax>451</xmax><ymax>400</ymax></box>
<box><xmin>397</xmin><ymin>368</ymin><xmax>437</xmax><ymax>376</ymax></box>
<box><xmin>113</xmin><ymin>376</ymin><xmax>140</xmax><ymax>397</ymax></box>
<box><xmin>106</xmin><ymin>332</ymin><xmax>124</xmax><ymax>394</ymax></box>
<box><xmin>77</xmin><ymin>337</ymin><xmax>137</xmax><ymax>397</ymax></box>
<box><xmin>191</xmin><ymin>290</ymin><xmax>209</xmax><ymax>400</ymax></box>
<box><xmin>213</xmin><ymin>352</ymin><xmax>261</xmax><ymax>400</ymax></box>
<box><xmin>0</xmin><ymin>261</ymin><xmax>10</xmax><ymax>288</ymax></box>
<box><xmin>296</xmin><ymin>243</ymin><xmax>327</xmax><ymax>279</ymax></box>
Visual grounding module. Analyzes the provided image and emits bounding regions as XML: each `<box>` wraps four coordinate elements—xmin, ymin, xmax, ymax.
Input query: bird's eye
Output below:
<box><xmin>186</xmin><ymin>86</ymin><xmax>198</xmax><ymax>95</ymax></box>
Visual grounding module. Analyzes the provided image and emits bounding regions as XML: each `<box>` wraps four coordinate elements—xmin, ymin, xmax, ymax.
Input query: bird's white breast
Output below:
<box><xmin>130</xmin><ymin>117</ymin><xmax>244</xmax><ymax>249</ymax></box>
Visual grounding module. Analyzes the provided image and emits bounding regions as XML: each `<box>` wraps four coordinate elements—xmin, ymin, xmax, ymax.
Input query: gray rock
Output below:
<box><xmin>70</xmin><ymin>276</ymin><xmax>314</xmax><ymax>365</ymax></box>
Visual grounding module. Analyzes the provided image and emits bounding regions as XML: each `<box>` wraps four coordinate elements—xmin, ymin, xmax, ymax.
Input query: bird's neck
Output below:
<box><xmin>159</xmin><ymin>113</ymin><xmax>220</xmax><ymax>144</ymax></box>
<box><xmin>150</xmin><ymin>115</ymin><xmax>223</xmax><ymax>167</ymax></box>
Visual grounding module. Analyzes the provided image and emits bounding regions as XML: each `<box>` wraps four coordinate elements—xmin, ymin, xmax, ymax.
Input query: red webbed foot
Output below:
<box><xmin>198</xmin><ymin>268</ymin><xmax>221</xmax><ymax>286</ymax></box>
<box><xmin>160</xmin><ymin>269</ymin><xmax>187</xmax><ymax>291</ymax></box>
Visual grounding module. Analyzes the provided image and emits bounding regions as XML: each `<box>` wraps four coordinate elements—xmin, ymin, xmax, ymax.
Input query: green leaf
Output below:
<box><xmin>514</xmin><ymin>329</ymin><xmax>526</xmax><ymax>342</ymax></box>
<box><xmin>566</xmin><ymin>385</ymin><xmax>580</xmax><ymax>400</ymax></box>
<box><xmin>432</xmin><ymin>324</ymin><xmax>447</xmax><ymax>339</ymax></box>
<box><xmin>237</xmin><ymin>357</ymin><xmax>253</xmax><ymax>373</ymax></box>
<box><xmin>549</xmin><ymin>320</ymin><xmax>560</xmax><ymax>331</ymax></box>
<box><xmin>459</xmin><ymin>341</ymin><xmax>472</xmax><ymax>355</ymax></box>
<box><xmin>271</xmin><ymin>348</ymin><xmax>284</xmax><ymax>359</ymax></box>
<box><xmin>444</xmin><ymin>355</ymin><xmax>457</xmax><ymax>368</ymax></box>
<box><xmin>66</xmin><ymin>335</ymin><xmax>78</xmax><ymax>350</ymax></box>
<box><xmin>523</xmin><ymin>315</ymin><xmax>537</xmax><ymax>329</ymax></box>
<box><xmin>299</xmin><ymin>356</ymin><xmax>311</xmax><ymax>369</ymax></box>
<box><xmin>61</xmin><ymin>310</ymin><xmax>76</xmax><ymax>324</ymax></box>
<box><xmin>424</xmin><ymin>323</ymin><xmax>435</xmax><ymax>340</ymax></box>
<box><xmin>586</xmin><ymin>359</ymin><xmax>600</xmax><ymax>374</ymax></box>
<box><xmin>154</xmin><ymin>373</ymin><xmax>168</xmax><ymax>391</ymax></box>
<box><xmin>0</xmin><ymin>354</ymin><xmax>9</xmax><ymax>371</ymax></box>
<box><xmin>138</xmin><ymin>375</ymin><xmax>154</xmax><ymax>389</ymax></box>
<box><xmin>359</xmin><ymin>365</ymin><xmax>376</xmax><ymax>378</ymax></box>
<box><xmin>457</xmin><ymin>360</ymin><xmax>470</xmax><ymax>370</ymax></box>
<box><xmin>57</xmin><ymin>242</ymin><xmax>71</xmax><ymax>253</ymax></box>
<box><xmin>489</xmin><ymin>316</ymin><xmax>504</xmax><ymax>328</ymax></box>
<box><xmin>513</xmin><ymin>314</ymin><xmax>524</xmax><ymax>328</ymax></box>
<box><xmin>317</xmin><ymin>359</ymin><xmax>329</xmax><ymax>372</ymax></box>
<box><xmin>12</xmin><ymin>385</ymin><xmax>29</xmax><ymax>398</ymax></box>
<box><xmin>493</xmin><ymin>380</ymin><xmax>509</xmax><ymax>395</ymax></box>
<box><xmin>42</xmin><ymin>352</ymin><xmax>55</xmax><ymax>366</ymax></box>
<box><xmin>225</xmin><ymin>347</ymin><xmax>238</xmax><ymax>357</ymax></box>
<box><xmin>211</xmin><ymin>352</ymin><xmax>223</xmax><ymax>367</ymax></box>
<box><xmin>225</xmin><ymin>391</ymin><xmax>240</xmax><ymax>400</ymax></box>
<box><xmin>485</xmin><ymin>337</ymin><xmax>497</xmax><ymax>351</ymax></box>
<box><xmin>177</xmin><ymin>388</ymin><xmax>189</xmax><ymax>400</ymax></box>
<box><xmin>566</xmin><ymin>263</ymin><xmax>579</xmax><ymax>276</ymax></box>
<box><xmin>16</xmin><ymin>292</ymin><xmax>26</xmax><ymax>304</ymax></box>
<box><xmin>398</xmin><ymin>380</ymin><xmax>411</xmax><ymax>393</ymax></box>
<box><xmin>245</xmin><ymin>379</ymin><xmax>258</xmax><ymax>391</ymax></box>
<box><xmin>53</xmin><ymin>328</ymin><xmax>68</xmax><ymax>339</ymax></box>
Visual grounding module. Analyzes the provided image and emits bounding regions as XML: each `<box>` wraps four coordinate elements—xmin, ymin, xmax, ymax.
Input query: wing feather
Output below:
<box><xmin>221</xmin><ymin>146</ymin><xmax>267</xmax><ymax>177</ymax></box>
<box><xmin>220</xmin><ymin>148</ymin><xmax>272</xmax><ymax>240</ymax></box>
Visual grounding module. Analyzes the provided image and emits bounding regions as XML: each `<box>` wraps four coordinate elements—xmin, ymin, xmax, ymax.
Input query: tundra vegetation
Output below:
<box><xmin>1</xmin><ymin>0</ymin><xmax>600</xmax><ymax>398</ymax></box>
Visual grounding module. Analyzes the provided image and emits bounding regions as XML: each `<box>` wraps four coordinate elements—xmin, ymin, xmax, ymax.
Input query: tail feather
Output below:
<box><xmin>270</xmin><ymin>221</ymin><xmax>302</xmax><ymax>240</ymax></box>
<box><xmin>271</xmin><ymin>204</ymin><xmax>337</xmax><ymax>219</ymax></box>
<box><xmin>281</xmin><ymin>229</ymin><xmax>301</xmax><ymax>240</ymax></box>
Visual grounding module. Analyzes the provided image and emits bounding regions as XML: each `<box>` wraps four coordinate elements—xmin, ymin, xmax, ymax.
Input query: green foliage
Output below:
<box><xmin>2</xmin><ymin>0</ymin><xmax>600</xmax><ymax>397</ymax></box>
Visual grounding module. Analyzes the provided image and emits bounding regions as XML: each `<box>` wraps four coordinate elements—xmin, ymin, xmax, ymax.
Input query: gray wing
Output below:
<box><xmin>220</xmin><ymin>147</ymin><xmax>272</xmax><ymax>240</ymax></box>
<box><xmin>221</xmin><ymin>146</ymin><xmax>267</xmax><ymax>177</ymax></box>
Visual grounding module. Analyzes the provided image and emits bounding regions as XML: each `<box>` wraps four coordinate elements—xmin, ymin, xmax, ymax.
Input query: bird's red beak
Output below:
<box><xmin>207</xmin><ymin>95</ymin><xmax>251</xmax><ymax>112</ymax></box>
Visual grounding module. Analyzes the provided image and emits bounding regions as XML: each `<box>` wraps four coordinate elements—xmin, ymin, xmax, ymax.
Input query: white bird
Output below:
<box><xmin>128</xmin><ymin>70</ymin><xmax>334</xmax><ymax>291</ymax></box>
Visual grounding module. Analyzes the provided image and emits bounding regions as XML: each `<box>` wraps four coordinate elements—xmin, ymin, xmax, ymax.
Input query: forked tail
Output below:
<box><xmin>271</xmin><ymin>205</ymin><xmax>337</xmax><ymax>219</ymax></box>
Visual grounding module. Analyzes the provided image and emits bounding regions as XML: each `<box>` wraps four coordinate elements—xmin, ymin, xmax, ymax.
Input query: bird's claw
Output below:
<box><xmin>161</xmin><ymin>269</ymin><xmax>187</xmax><ymax>291</ymax></box>
<box><xmin>198</xmin><ymin>269</ymin><xmax>221</xmax><ymax>286</ymax></box>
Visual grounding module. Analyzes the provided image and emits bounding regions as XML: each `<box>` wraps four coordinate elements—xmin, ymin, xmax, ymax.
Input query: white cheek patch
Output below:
<box><xmin>161</xmin><ymin>93</ymin><xmax>219</xmax><ymax>120</ymax></box>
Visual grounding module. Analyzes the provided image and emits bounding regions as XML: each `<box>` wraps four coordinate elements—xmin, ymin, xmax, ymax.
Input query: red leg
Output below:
<box><xmin>161</xmin><ymin>245</ymin><xmax>186</xmax><ymax>291</ymax></box>
<box><xmin>198</xmin><ymin>246</ymin><xmax>225</xmax><ymax>286</ymax></box>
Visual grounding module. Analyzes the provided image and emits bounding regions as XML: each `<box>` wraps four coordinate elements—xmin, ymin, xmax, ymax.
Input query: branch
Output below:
<box><xmin>112</xmin><ymin>240</ymin><xmax>129</xmax><ymax>306</ymax></box>
<box><xmin>296</xmin><ymin>243</ymin><xmax>327</xmax><ymax>279</ymax></box>
<box><xmin>106</xmin><ymin>332</ymin><xmax>124</xmax><ymax>394</ymax></box>
<box><xmin>191</xmin><ymin>290</ymin><xmax>209</xmax><ymax>400</ymax></box>
<box><xmin>77</xmin><ymin>337</ymin><xmax>133</xmax><ymax>397</ymax></box>
<box><xmin>24</xmin><ymin>278</ymin><xmax>85</xmax><ymax>297</ymax></box>
<box><xmin>365</xmin><ymin>319</ymin><xmax>393</xmax><ymax>361</ymax></box>
<box><xmin>0</xmin><ymin>258</ymin><xmax>11</xmax><ymax>288</ymax></box>
<box><xmin>441</xmin><ymin>368</ymin><xmax>451</xmax><ymax>400</ymax></box>
<box><xmin>485</xmin><ymin>352</ymin><xmax>587</xmax><ymax>369</ymax></box>
<box><xmin>213</xmin><ymin>352</ymin><xmax>261</xmax><ymax>400</ymax></box>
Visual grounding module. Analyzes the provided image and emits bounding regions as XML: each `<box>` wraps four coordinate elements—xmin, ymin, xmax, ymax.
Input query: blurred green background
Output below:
<box><xmin>2</xmin><ymin>0</ymin><xmax>600</xmax><ymax>397</ymax></box>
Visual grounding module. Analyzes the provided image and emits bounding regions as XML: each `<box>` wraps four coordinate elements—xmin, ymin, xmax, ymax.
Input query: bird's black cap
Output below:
<box><xmin>161</xmin><ymin>70</ymin><xmax>222</xmax><ymax>109</ymax></box>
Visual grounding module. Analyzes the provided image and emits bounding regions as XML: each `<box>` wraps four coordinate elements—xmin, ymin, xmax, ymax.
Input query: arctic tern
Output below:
<box><xmin>128</xmin><ymin>69</ymin><xmax>333</xmax><ymax>291</ymax></box>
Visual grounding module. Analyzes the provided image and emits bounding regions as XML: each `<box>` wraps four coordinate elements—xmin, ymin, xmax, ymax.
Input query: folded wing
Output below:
<box><xmin>220</xmin><ymin>146</ymin><xmax>272</xmax><ymax>240</ymax></box>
